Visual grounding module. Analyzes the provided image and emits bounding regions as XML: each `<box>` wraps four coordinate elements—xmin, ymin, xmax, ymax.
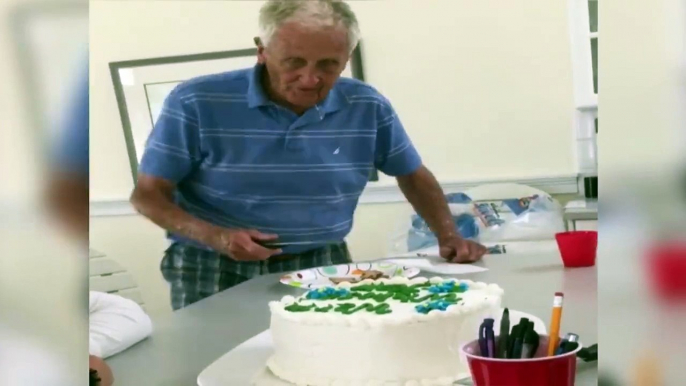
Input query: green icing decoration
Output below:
<box><xmin>352</xmin><ymin>291</ymin><xmax>393</xmax><ymax>303</ymax></box>
<box><xmin>374</xmin><ymin>303</ymin><xmax>392</xmax><ymax>315</ymax></box>
<box><xmin>413</xmin><ymin>294</ymin><xmax>435</xmax><ymax>303</ymax></box>
<box><xmin>340</xmin><ymin>302</ymin><xmax>392</xmax><ymax>315</ymax></box>
<box><xmin>393</xmin><ymin>293</ymin><xmax>411</xmax><ymax>303</ymax></box>
<box><xmin>284</xmin><ymin>303</ymin><xmax>316</xmax><ymax>312</ymax></box>
<box><xmin>333</xmin><ymin>303</ymin><xmax>356</xmax><ymax>313</ymax></box>
<box><xmin>284</xmin><ymin>282</ymin><xmax>468</xmax><ymax>315</ymax></box>
<box><xmin>443</xmin><ymin>293</ymin><xmax>459</xmax><ymax>302</ymax></box>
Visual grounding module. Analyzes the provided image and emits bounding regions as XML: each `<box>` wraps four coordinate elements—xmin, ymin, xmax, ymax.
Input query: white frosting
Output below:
<box><xmin>266</xmin><ymin>277</ymin><xmax>503</xmax><ymax>386</ymax></box>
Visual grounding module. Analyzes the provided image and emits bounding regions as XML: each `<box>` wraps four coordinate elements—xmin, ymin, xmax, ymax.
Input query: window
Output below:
<box><xmin>568</xmin><ymin>0</ymin><xmax>598</xmax><ymax>178</ymax></box>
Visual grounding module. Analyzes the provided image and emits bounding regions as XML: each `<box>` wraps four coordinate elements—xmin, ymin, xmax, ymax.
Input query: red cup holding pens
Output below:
<box><xmin>555</xmin><ymin>231</ymin><xmax>597</xmax><ymax>267</ymax></box>
<box><xmin>461</xmin><ymin>335</ymin><xmax>582</xmax><ymax>386</ymax></box>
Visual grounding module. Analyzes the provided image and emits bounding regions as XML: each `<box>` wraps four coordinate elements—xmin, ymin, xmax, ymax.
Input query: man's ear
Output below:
<box><xmin>256</xmin><ymin>46</ymin><xmax>267</xmax><ymax>64</ymax></box>
<box><xmin>254</xmin><ymin>37</ymin><xmax>267</xmax><ymax>64</ymax></box>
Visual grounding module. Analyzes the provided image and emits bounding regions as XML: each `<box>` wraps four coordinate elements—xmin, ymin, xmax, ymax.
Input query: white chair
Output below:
<box><xmin>89</xmin><ymin>249</ymin><xmax>145</xmax><ymax>308</ymax></box>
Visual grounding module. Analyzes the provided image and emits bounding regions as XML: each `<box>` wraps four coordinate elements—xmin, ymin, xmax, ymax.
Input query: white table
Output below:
<box><xmin>106</xmin><ymin>245</ymin><xmax>598</xmax><ymax>385</ymax></box>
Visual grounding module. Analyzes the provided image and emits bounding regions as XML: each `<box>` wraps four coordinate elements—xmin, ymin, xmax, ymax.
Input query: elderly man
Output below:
<box><xmin>131</xmin><ymin>0</ymin><xmax>486</xmax><ymax>310</ymax></box>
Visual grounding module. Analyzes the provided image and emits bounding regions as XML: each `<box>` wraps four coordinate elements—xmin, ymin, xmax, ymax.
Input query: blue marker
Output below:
<box><xmin>484</xmin><ymin>318</ymin><xmax>496</xmax><ymax>358</ymax></box>
<box><xmin>478</xmin><ymin>319</ymin><xmax>491</xmax><ymax>357</ymax></box>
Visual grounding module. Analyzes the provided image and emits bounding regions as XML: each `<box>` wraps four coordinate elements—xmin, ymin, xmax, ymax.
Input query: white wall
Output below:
<box><xmin>89</xmin><ymin>0</ymin><xmax>577</xmax><ymax>316</ymax></box>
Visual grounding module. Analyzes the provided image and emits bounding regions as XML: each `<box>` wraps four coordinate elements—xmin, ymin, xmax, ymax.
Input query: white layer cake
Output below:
<box><xmin>266</xmin><ymin>276</ymin><xmax>503</xmax><ymax>386</ymax></box>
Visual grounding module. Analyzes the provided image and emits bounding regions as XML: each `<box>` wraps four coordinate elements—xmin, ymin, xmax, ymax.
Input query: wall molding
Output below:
<box><xmin>90</xmin><ymin>174</ymin><xmax>579</xmax><ymax>217</ymax></box>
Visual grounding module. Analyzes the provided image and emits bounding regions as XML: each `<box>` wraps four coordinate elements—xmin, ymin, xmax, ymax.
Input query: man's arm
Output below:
<box><xmin>130</xmin><ymin>174</ymin><xmax>280</xmax><ymax>259</ymax></box>
<box><xmin>397</xmin><ymin>165</ymin><xmax>486</xmax><ymax>262</ymax></box>
<box><xmin>369</xmin><ymin>92</ymin><xmax>483</xmax><ymax>261</ymax></box>
<box><xmin>396</xmin><ymin>165</ymin><xmax>456</xmax><ymax>241</ymax></box>
<box><xmin>130</xmin><ymin>174</ymin><xmax>221</xmax><ymax>247</ymax></box>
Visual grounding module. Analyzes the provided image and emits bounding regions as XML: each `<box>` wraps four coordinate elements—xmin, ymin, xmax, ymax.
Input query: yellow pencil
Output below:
<box><xmin>546</xmin><ymin>292</ymin><xmax>564</xmax><ymax>356</ymax></box>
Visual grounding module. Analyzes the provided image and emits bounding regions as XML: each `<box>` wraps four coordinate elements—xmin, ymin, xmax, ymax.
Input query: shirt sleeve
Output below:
<box><xmin>374</xmin><ymin>98</ymin><xmax>422</xmax><ymax>176</ymax></box>
<box><xmin>138</xmin><ymin>87</ymin><xmax>202</xmax><ymax>182</ymax></box>
<box><xmin>89</xmin><ymin>291</ymin><xmax>153</xmax><ymax>359</ymax></box>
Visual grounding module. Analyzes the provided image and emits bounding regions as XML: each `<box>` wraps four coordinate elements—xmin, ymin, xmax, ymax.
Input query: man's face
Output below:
<box><xmin>257</xmin><ymin>22</ymin><xmax>350</xmax><ymax>111</ymax></box>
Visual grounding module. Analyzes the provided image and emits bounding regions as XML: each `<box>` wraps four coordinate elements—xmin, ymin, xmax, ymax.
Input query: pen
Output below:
<box><xmin>507</xmin><ymin>323</ymin><xmax>521</xmax><ymax>359</ymax></box>
<box><xmin>555</xmin><ymin>333</ymin><xmax>579</xmax><ymax>355</ymax></box>
<box><xmin>520</xmin><ymin>326</ymin><xmax>537</xmax><ymax>358</ymax></box>
<box><xmin>512</xmin><ymin>319</ymin><xmax>528</xmax><ymax>358</ymax></box>
<box><xmin>561</xmin><ymin>342</ymin><xmax>579</xmax><ymax>354</ymax></box>
<box><xmin>560</xmin><ymin>334</ymin><xmax>580</xmax><ymax>354</ymax></box>
<box><xmin>484</xmin><ymin>318</ymin><xmax>496</xmax><ymax>358</ymax></box>
<box><xmin>496</xmin><ymin>308</ymin><xmax>510</xmax><ymax>358</ymax></box>
<box><xmin>546</xmin><ymin>292</ymin><xmax>564</xmax><ymax>356</ymax></box>
<box><xmin>478</xmin><ymin>320</ymin><xmax>489</xmax><ymax>357</ymax></box>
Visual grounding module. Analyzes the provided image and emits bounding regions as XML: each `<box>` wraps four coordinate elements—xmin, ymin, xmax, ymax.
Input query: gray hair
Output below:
<box><xmin>258</xmin><ymin>0</ymin><xmax>360</xmax><ymax>53</ymax></box>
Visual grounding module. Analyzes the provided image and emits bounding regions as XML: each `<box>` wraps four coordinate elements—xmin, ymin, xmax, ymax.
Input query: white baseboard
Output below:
<box><xmin>90</xmin><ymin>174</ymin><xmax>579</xmax><ymax>217</ymax></box>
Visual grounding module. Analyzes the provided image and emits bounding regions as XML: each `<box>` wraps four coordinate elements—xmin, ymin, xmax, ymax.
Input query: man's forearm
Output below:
<box><xmin>397</xmin><ymin>165</ymin><xmax>457</xmax><ymax>241</ymax></box>
<box><xmin>130</xmin><ymin>189</ymin><xmax>219</xmax><ymax>246</ymax></box>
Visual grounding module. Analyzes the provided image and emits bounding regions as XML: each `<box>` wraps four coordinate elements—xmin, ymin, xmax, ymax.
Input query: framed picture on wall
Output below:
<box><xmin>109</xmin><ymin>42</ymin><xmax>378</xmax><ymax>183</ymax></box>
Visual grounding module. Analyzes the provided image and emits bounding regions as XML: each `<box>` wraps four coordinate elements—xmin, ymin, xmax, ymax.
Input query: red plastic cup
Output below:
<box><xmin>555</xmin><ymin>231</ymin><xmax>597</xmax><ymax>267</ymax></box>
<box><xmin>462</xmin><ymin>335</ymin><xmax>582</xmax><ymax>386</ymax></box>
<box><xmin>645</xmin><ymin>241</ymin><xmax>686</xmax><ymax>300</ymax></box>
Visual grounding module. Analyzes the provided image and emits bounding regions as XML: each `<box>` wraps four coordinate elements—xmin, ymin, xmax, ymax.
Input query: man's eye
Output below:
<box><xmin>317</xmin><ymin>60</ymin><xmax>340</xmax><ymax>73</ymax></box>
<box><xmin>284</xmin><ymin>58</ymin><xmax>306</xmax><ymax>68</ymax></box>
<box><xmin>320</xmin><ymin>60</ymin><xmax>338</xmax><ymax>68</ymax></box>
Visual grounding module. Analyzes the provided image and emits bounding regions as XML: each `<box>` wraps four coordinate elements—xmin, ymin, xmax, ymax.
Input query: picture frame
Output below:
<box><xmin>109</xmin><ymin>41</ymin><xmax>378</xmax><ymax>183</ymax></box>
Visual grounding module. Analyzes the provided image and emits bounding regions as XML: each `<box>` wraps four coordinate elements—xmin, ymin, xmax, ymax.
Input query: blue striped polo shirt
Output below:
<box><xmin>138</xmin><ymin>64</ymin><xmax>422</xmax><ymax>254</ymax></box>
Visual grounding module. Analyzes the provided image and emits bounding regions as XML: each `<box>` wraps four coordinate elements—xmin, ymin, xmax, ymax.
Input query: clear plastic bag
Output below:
<box><xmin>479</xmin><ymin>194</ymin><xmax>565</xmax><ymax>243</ymax></box>
<box><xmin>387</xmin><ymin>192</ymin><xmax>565</xmax><ymax>255</ymax></box>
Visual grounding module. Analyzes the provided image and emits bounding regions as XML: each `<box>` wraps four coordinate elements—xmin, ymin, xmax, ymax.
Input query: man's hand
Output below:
<box><xmin>208</xmin><ymin>228</ymin><xmax>283</xmax><ymax>261</ymax></box>
<box><xmin>439</xmin><ymin>235</ymin><xmax>487</xmax><ymax>263</ymax></box>
<box><xmin>89</xmin><ymin>355</ymin><xmax>113</xmax><ymax>386</ymax></box>
<box><xmin>398</xmin><ymin>166</ymin><xmax>486</xmax><ymax>263</ymax></box>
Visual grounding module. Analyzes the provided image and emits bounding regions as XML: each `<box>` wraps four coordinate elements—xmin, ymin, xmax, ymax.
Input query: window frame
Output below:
<box><xmin>567</xmin><ymin>0</ymin><xmax>598</xmax><ymax>176</ymax></box>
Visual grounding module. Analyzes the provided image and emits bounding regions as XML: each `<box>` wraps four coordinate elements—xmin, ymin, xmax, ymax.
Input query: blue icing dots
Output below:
<box><xmin>415</xmin><ymin>304</ymin><xmax>430</xmax><ymax>314</ymax></box>
<box><xmin>306</xmin><ymin>287</ymin><xmax>350</xmax><ymax>300</ymax></box>
<box><xmin>428</xmin><ymin>280</ymin><xmax>468</xmax><ymax>294</ymax></box>
<box><xmin>415</xmin><ymin>300</ymin><xmax>453</xmax><ymax>314</ymax></box>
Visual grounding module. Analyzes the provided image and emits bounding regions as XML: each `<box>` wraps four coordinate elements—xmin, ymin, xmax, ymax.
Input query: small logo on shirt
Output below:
<box><xmin>333</xmin><ymin>147</ymin><xmax>340</xmax><ymax>155</ymax></box>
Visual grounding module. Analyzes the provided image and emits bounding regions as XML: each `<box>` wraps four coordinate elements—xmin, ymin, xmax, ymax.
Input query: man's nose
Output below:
<box><xmin>298</xmin><ymin>71</ymin><xmax>321</xmax><ymax>88</ymax></box>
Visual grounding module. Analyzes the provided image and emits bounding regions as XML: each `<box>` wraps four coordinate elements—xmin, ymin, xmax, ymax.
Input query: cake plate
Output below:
<box><xmin>196</xmin><ymin>309</ymin><xmax>547</xmax><ymax>386</ymax></box>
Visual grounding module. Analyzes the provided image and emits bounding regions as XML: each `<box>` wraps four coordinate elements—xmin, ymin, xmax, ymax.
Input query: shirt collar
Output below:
<box><xmin>247</xmin><ymin>64</ymin><xmax>271</xmax><ymax>108</ymax></box>
<box><xmin>319</xmin><ymin>82</ymin><xmax>348</xmax><ymax>114</ymax></box>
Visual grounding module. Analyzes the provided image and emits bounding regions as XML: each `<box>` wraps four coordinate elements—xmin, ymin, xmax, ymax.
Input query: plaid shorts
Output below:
<box><xmin>160</xmin><ymin>242</ymin><xmax>352</xmax><ymax>310</ymax></box>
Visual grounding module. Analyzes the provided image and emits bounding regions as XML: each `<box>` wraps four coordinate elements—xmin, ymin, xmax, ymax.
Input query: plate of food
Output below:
<box><xmin>279</xmin><ymin>262</ymin><xmax>420</xmax><ymax>289</ymax></box>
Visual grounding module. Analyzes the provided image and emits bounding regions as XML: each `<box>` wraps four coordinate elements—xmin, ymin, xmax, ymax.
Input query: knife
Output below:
<box><xmin>257</xmin><ymin>240</ymin><xmax>344</xmax><ymax>248</ymax></box>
